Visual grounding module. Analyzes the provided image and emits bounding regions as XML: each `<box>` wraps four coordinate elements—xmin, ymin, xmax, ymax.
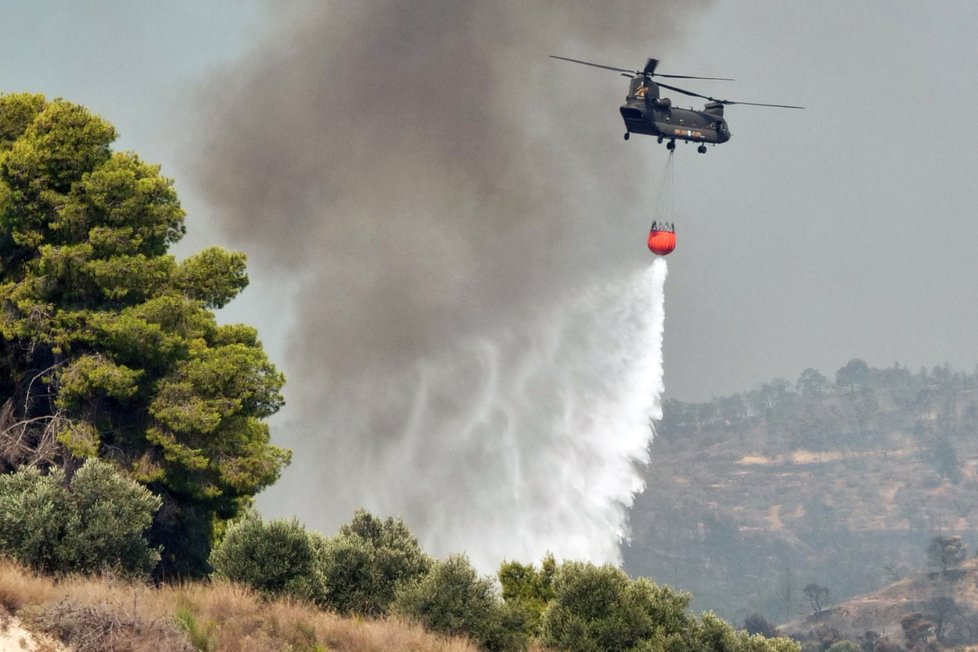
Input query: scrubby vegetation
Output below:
<box><xmin>204</xmin><ymin>510</ymin><xmax>800</xmax><ymax>651</ymax></box>
<box><xmin>0</xmin><ymin>503</ymin><xmax>802</xmax><ymax>650</ymax></box>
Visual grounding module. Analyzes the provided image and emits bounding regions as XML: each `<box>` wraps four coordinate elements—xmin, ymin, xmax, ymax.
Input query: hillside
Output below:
<box><xmin>624</xmin><ymin>361</ymin><xmax>978</xmax><ymax>624</ymax></box>
<box><xmin>784</xmin><ymin>558</ymin><xmax>978</xmax><ymax>649</ymax></box>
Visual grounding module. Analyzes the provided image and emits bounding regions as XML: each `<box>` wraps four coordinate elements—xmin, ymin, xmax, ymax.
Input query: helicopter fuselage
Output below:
<box><xmin>620</xmin><ymin>79</ymin><xmax>731</xmax><ymax>146</ymax></box>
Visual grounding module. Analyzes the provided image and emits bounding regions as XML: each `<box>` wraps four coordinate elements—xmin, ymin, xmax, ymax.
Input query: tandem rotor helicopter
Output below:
<box><xmin>550</xmin><ymin>55</ymin><xmax>804</xmax><ymax>153</ymax></box>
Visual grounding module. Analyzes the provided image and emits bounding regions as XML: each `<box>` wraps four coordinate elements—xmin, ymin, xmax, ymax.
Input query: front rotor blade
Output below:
<box><xmin>549</xmin><ymin>55</ymin><xmax>636</xmax><ymax>75</ymax></box>
<box><xmin>655</xmin><ymin>81</ymin><xmax>718</xmax><ymax>102</ymax></box>
<box><xmin>722</xmin><ymin>100</ymin><xmax>805</xmax><ymax>109</ymax></box>
<box><xmin>656</xmin><ymin>81</ymin><xmax>804</xmax><ymax>109</ymax></box>
<box><xmin>655</xmin><ymin>72</ymin><xmax>734</xmax><ymax>81</ymax></box>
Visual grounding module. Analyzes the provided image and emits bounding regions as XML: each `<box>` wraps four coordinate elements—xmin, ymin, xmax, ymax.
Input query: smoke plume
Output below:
<box><xmin>190</xmin><ymin>1</ymin><xmax>706</xmax><ymax>567</ymax></box>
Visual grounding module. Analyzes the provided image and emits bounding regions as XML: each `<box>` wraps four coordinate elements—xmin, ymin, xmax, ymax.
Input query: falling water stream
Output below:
<box><xmin>297</xmin><ymin>260</ymin><xmax>670</xmax><ymax>570</ymax></box>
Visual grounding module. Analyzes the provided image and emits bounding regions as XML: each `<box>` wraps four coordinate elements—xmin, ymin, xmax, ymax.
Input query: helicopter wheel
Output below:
<box><xmin>697</xmin><ymin>145</ymin><xmax>707</xmax><ymax>154</ymax></box>
<box><xmin>666</xmin><ymin>140</ymin><xmax>675</xmax><ymax>151</ymax></box>
<box><xmin>624</xmin><ymin>132</ymin><xmax>630</xmax><ymax>141</ymax></box>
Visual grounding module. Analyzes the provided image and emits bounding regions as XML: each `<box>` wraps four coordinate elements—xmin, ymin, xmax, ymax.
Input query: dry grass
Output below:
<box><xmin>0</xmin><ymin>558</ymin><xmax>480</xmax><ymax>651</ymax></box>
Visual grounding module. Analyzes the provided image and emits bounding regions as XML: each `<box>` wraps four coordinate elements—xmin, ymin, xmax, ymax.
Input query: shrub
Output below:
<box><xmin>63</xmin><ymin>459</ymin><xmax>163</xmax><ymax>575</ymax></box>
<box><xmin>825</xmin><ymin>641</ymin><xmax>861</xmax><ymax>652</ymax></box>
<box><xmin>319</xmin><ymin>509</ymin><xmax>431</xmax><ymax>616</ymax></box>
<box><xmin>208</xmin><ymin>511</ymin><xmax>325</xmax><ymax>603</ymax></box>
<box><xmin>540</xmin><ymin>561</ymin><xmax>693</xmax><ymax>651</ymax></box>
<box><xmin>0</xmin><ymin>466</ymin><xmax>73</xmax><ymax>573</ymax></box>
<box><xmin>539</xmin><ymin>561</ymin><xmax>800</xmax><ymax>652</ymax></box>
<box><xmin>498</xmin><ymin>554</ymin><xmax>556</xmax><ymax>637</ymax></box>
<box><xmin>744</xmin><ymin>612</ymin><xmax>779</xmax><ymax>637</ymax></box>
<box><xmin>0</xmin><ymin>459</ymin><xmax>161</xmax><ymax>576</ymax></box>
<box><xmin>395</xmin><ymin>554</ymin><xmax>527</xmax><ymax>651</ymax></box>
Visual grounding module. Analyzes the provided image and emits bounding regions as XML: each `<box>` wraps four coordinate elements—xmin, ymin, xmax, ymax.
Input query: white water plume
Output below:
<box><xmin>297</xmin><ymin>260</ymin><xmax>669</xmax><ymax>570</ymax></box>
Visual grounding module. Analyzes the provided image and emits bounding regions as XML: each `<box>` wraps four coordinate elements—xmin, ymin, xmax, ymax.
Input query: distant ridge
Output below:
<box><xmin>783</xmin><ymin>558</ymin><xmax>978</xmax><ymax>649</ymax></box>
<box><xmin>624</xmin><ymin>361</ymin><xmax>978</xmax><ymax>625</ymax></box>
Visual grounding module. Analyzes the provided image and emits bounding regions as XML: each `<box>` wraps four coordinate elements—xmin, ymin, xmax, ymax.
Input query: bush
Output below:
<box><xmin>825</xmin><ymin>642</ymin><xmax>861</xmax><ymax>652</ymax></box>
<box><xmin>208</xmin><ymin>511</ymin><xmax>325</xmax><ymax>603</ymax></box>
<box><xmin>395</xmin><ymin>554</ymin><xmax>527</xmax><ymax>651</ymax></box>
<box><xmin>0</xmin><ymin>459</ymin><xmax>161</xmax><ymax>576</ymax></box>
<box><xmin>540</xmin><ymin>561</ymin><xmax>693</xmax><ymax>651</ymax></box>
<box><xmin>539</xmin><ymin>561</ymin><xmax>800</xmax><ymax>652</ymax></box>
<box><xmin>498</xmin><ymin>554</ymin><xmax>556</xmax><ymax>637</ymax></box>
<box><xmin>0</xmin><ymin>466</ymin><xmax>73</xmax><ymax>573</ymax></box>
<box><xmin>744</xmin><ymin>613</ymin><xmax>779</xmax><ymax>638</ymax></box>
<box><xmin>319</xmin><ymin>509</ymin><xmax>432</xmax><ymax>616</ymax></box>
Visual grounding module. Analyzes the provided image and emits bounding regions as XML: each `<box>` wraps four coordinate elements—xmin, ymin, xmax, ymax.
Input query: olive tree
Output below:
<box><xmin>209</xmin><ymin>511</ymin><xmax>325</xmax><ymax>603</ymax></box>
<box><xmin>541</xmin><ymin>561</ymin><xmax>800</xmax><ymax>652</ymax></box>
<box><xmin>318</xmin><ymin>509</ymin><xmax>432</xmax><ymax>615</ymax></box>
<box><xmin>0</xmin><ymin>458</ymin><xmax>161</xmax><ymax>576</ymax></box>
<box><xmin>395</xmin><ymin>554</ymin><xmax>526</xmax><ymax>652</ymax></box>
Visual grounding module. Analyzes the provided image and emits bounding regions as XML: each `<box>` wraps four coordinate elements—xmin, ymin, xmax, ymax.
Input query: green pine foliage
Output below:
<box><xmin>0</xmin><ymin>93</ymin><xmax>289</xmax><ymax>576</ymax></box>
<box><xmin>0</xmin><ymin>458</ymin><xmax>161</xmax><ymax>576</ymax></box>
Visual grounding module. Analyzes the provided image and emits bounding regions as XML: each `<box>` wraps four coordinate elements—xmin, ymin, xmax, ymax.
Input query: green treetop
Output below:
<box><xmin>0</xmin><ymin>93</ymin><xmax>290</xmax><ymax>576</ymax></box>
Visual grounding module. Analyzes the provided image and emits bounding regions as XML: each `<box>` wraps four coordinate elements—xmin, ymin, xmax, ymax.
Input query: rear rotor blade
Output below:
<box><xmin>551</xmin><ymin>54</ymin><xmax>734</xmax><ymax>81</ymax></box>
<box><xmin>549</xmin><ymin>55</ymin><xmax>636</xmax><ymax>76</ymax></box>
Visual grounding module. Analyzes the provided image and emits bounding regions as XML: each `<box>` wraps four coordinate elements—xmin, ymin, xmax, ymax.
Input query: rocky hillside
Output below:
<box><xmin>783</xmin><ymin>558</ymin><xmax>978</xmax><ymax>649</ymax></box>
<box><xmin>624</xmin><ymin>361</ymin><xmax>978</xmax><ymax>625</ymax></box>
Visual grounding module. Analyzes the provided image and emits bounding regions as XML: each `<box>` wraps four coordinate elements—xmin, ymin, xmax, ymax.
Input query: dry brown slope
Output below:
<box><xmin>784</xmin><ymin>558</ymin><xmax>978</xmax><ymax>649</ymax></box>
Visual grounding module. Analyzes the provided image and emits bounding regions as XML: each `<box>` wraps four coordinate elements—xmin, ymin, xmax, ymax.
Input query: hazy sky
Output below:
<box><xmin>2</xmin><ymin>0</ymin><xmax>977</xmax><ymax>403</ymax></box>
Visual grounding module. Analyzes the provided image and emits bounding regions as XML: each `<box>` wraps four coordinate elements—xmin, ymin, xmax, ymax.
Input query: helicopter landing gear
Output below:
<box><xmin>666</xmin><ymin>140</ymin><xmax>676</xmax><ymax>151</ymax></box>
<box><xmin>657</xmin><ymin>136</ymin><xmax>664</xmax><ymax>144</ymax></box>
<box><xmin>697</xmin><ymin>144</ymin><xmax>707</xmax><ymax>154</ymax></box>
<box><xmin>624</xmin><ymin>132</ymin><xmax>630</xmax><ymax>141</ymax></box>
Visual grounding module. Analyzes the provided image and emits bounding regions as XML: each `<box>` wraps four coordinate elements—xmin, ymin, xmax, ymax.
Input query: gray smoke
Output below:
<box><xmin>190</xmin><ymin>1</ymin><xmax>709</xmax><ymax>567</ymax></box>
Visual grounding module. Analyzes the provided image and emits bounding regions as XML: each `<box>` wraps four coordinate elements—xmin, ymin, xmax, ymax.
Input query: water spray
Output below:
<box><xmin>291</xmin><ymin>261</ymin><xmax>669</xmax><ymax>570</ymax></box>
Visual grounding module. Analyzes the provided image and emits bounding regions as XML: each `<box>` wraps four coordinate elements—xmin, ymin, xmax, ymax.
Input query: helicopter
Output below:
<box><xmin>550</xmin><ymin>55</ymin><xmax>803</xmax><ymax>153</ymax></box>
